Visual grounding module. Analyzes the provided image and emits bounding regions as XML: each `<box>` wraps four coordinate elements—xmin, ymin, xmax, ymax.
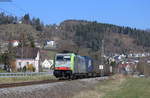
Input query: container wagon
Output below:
<box><xmin>83</xmin><ymin>56</ymin><xmax>94</xmax><ymax>77</ymax></box>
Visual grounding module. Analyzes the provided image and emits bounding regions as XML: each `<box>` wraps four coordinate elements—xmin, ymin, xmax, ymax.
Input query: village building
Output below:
<box><xmin>40</xmin><ymin>50</ymin><xmax>54</xmax><ymax>71</ymax></box>
<box><xmin>14</xmin><ymin>47</ymin><xmax>40</xmax><ymax>72</ymax></box>
<box><xmin>10</xmin><ymin>40</ymin><xmax>20</xmax><ymax>47</ymax></box>
<box><xmin>42</xmin><ymin>59</ymin><xmax>53</xmax><ymax>69</ymax></box>
<box><xmin>34</xmin><ymin>42</ymin><xmax>42</xmax><ymax>48</ymax></box>
<box><xmin>44</xmin><ymin>40</ymin><xmax>57</xmax><ymax>49</ymax></box>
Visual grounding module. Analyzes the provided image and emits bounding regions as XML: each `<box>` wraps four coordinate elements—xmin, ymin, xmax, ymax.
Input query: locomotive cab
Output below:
<box><xmin>53</xmin><ymin>53</ymin><xmax>74</xmax><ymax>79</ymax></box>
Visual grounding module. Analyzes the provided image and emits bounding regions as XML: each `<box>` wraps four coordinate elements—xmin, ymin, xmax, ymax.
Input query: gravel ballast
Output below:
<box><xmin>0</xmin><ymin>77</ymin><xmax>108</xmax><ymax>98</ymax></box>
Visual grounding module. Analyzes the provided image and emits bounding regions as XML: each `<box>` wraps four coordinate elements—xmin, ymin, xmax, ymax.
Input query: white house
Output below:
<box><xmin>42</xmin><ymin>59</ymin><xmax>53</xmax><ymax>69</ymax></box>
<box><xmin>10</xmin><ymin>40</ymin><xmax>20</xmax><ymax>47</ymax></box>
<box><xmin>128</xmin><ymin>53</ymin><xmax>133</xmax><ymax>57</ymax></box>
<box><xmin>34</xmin><ymin>42</ymin><xmax>42</xmax><ymax>48</ymax></box>
<box><xmin>15</xmin><ymin>47</ymin><xmax>40</xmax><ymax>72</ymax></box>
<box><xmin>44</xmin><ymin>40</ymin><xmax>57</xmax><ymax>48</ymax></box>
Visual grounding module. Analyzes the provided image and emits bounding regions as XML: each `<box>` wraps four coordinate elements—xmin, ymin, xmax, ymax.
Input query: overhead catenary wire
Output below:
<box><xmin>9</xmin><ymin>1</ymin><xmax>34</xmax><ymax>18</ymax></box>
<box><xmin>0</xmin><ymin>1</ymin><xmax>31</xmax><ymax>16</ymax></box>
<box><xmin>9</xmin><ymin>1</ymin><xmax>27</xmax><ymax>14</ymax></box>
<box><xmin>0</xmin><ymin>7</ymin><xmax>16</xmax><ymax>16</ymax></box>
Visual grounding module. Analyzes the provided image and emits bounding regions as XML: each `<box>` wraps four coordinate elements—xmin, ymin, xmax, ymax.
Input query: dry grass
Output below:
<box><xmin>0</xmin><ymin>75</ymin><xmax>57</xmax><ymax>84</ymax></box>
<box><xmin>72</xmin><ymin>74</ymin><xmax>126</xmax><ymax>98</ymax></box>
<box><xmin>73</xmin><ymin>90</ymin><xmax>101</xmax><ymax>98</ymax></box>
<box><xmin>73</xmin><ymin>75</ymin><xmax>150</xmax><ymax>98</ymax></box>
<box><xmin>103</xmin><ymin>76</ymin><xmax>150</xmax><ymax>98</ymax></box>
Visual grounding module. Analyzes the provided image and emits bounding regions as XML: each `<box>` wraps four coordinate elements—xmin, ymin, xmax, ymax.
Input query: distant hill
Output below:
<box><xmin>58</xmin><ymin>20</ymin><xmax>150</xmax><ymax>54</ymax></box>
<box><xmin>0</xmin><ymin>13</ymin><xmax>150</xmax><ymax>57</ymax></box>
<box><xmin>0</xmin><ymin>24</ymin><xmax>38</xmax><ymax>41</ymax></box>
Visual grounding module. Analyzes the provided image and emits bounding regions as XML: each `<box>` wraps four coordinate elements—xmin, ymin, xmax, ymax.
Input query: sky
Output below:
<box><xmin>0</xmin><ymin>0</ymin><xmax>150</xmax><ymax>29</ymax></box>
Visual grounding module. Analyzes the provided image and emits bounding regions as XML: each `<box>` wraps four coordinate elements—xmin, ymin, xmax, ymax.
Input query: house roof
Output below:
<box><xmin>10</xmin><ymin>40</ymin><xmax>19</xmax><ymax>43</ymax></box>
<box><xmin>40</xmin><ymin>50</ymin><xmax>51</xmax><ymax>61</ymax></box>
<box><xmin>15</xmin><ymin>47</ymin><xmax>39</xmax><ymax>59</ymax></box>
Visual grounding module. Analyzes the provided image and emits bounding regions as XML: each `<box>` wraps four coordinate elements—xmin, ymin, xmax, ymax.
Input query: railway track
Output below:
<box><xmin>0</xmin><ymin>79</ymin><xmax>65</xmax><ymax>89</ymax></box>
<box><xmin>0</xmin><ymin>76</ymin><xmax>108</xmax><ymax>89</ymax></box>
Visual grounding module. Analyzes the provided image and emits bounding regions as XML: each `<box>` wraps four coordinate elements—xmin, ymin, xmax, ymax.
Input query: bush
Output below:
<box><xmin>27</xmin><ymin>64</ymin><xmax>36</xmax><ymax>72</ymax></box>
<box><xmin>110</xmin><ymin>61</ymin><xmax>116</xmax><ymax>66</ymax></box>
<box><xmin>10</xmin><ymin>60</ymin><xmax>17</xmax><ymax>72</ymax></box>
<box><xmin>0</xmin><ymin>68</ymin><xmax>7</xmax><ymax>73</ymax></box>
<box><xmin>23</xmin><ymin>66</ymin><xmax>27</xmax><ymax>72</ymax></box>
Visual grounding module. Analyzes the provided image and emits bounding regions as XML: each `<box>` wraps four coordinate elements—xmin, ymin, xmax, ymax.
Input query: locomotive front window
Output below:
<box><xmin>64</xmin><ymin>56</ymin><xmax>71</xmax><ymax>61</ymax></box>
<box><xmin>56</xmin><ymin>56</ymin><xmax>64</xmax><ymax>61</ymax></box>
<box><xmin>56</xmin><ymin>55</ymin><xmax>71</xmax><ymax>61</ymax></box>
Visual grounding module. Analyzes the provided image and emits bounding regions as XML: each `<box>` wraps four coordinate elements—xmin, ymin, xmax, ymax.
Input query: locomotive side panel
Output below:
<box><xmin>74</xmin><ymin>55</ymin><xmax>87</xmax><ymax>74</ymax></box>
<box><xmin>84</xmin><ymin>56</ymin><xmax>94</xmax><ymax>73</ymax></box>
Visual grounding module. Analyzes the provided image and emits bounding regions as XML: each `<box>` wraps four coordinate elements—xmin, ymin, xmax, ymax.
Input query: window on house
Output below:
<box><xmin>19</xmin><ymin>62</ymin><xmax>21</xmax><ymax>66</ymax></box>
<box><xmin>26</xmin><ymin>62</ymin><xmax>29</xmax><ymax>65</ymax></box>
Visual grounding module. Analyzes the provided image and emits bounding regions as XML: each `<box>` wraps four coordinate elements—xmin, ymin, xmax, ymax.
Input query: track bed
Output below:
<box><xmin>0</xmin><ymin>79</ymin><xmax>65</xmax><ymax>88</ymax></box>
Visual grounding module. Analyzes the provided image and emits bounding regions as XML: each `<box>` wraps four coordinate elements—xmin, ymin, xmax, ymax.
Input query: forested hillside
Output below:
<box><xmin>59</xmin><ymin>20</ymin><xmax>150</xmax><ymax>54</ymax></box>
<box><xmin>0</xmin><ymin>13</ymin><xmax>150</xmax><ymax>56</ymax></box>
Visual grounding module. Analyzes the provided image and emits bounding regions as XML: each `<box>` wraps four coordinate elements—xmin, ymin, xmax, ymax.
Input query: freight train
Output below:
<box><xmin>53</xmin><ymin>53</ymin><xmax>111</xmax><ymax>79</ymax></box>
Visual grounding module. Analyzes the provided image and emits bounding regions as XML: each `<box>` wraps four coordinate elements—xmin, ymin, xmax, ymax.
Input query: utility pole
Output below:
<box><xmin>21</xmin><ymin>33</ymin><xmax>24</xmax><ymax>71</ymax></box>
<box><xmin>100</xmin><ymin>39</ymin><xmax>105</xmax><ymax>77</ymax></box>
<box><xmin>21</xmin><ymin>39</ymin><xmax>23</xmax><ymax>59</ymax></box>
<box><xmin>101</xmin><ymin>40</ymin><xmax>104</xmax><ymax>64</ymax></box>
<box><xmin>0</xmin><ymin>43</ymin><xmax>1</xmax><ymax>54</ymax></box>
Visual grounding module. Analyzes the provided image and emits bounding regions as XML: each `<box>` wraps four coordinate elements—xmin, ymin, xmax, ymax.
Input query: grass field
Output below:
<box><xmin>103</xmin><ymin>77</ymin><xmax>150</xmax><ymax>98</ymax></box>
<box><xmin>73</xmin><ymin>75</ymin><xmax>150</xmax><ymax>98</ymax></box>
<box><xmin>0</xmin><ymin>69</ymin><xmax>7</xmax><ymax>73</ymax></box>
<box><xmin>0</xmin><ymin>75</ymin><xmax>57</xmax><ymax>84</ymax></box>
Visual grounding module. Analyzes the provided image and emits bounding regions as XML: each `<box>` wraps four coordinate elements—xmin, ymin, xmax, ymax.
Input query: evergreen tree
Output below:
<box><xmin>31</xmin><ymin>17</ymin><xmax>43</xmax><ymax>31</ymax></box>
<box><xmin>22</xmin><ymin>14</ymin><xmax>30</xmax><ymax>24</ymax></box>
